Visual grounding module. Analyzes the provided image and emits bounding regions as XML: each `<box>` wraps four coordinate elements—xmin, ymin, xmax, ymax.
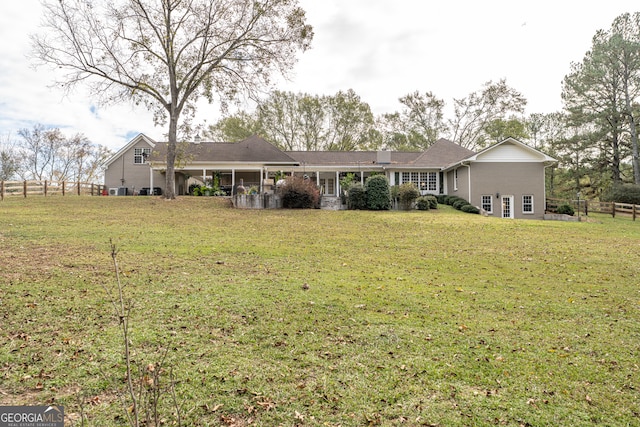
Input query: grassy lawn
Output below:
<box><xmin>1</xmin><ymin>196</ymin><xmax>639</xmax><ymax>426</ymax></box>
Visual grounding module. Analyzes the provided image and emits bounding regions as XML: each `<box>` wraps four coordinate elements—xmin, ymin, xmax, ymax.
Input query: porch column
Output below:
<box><xmin>260</xmin><ymin>167</ymin><xmax>264</xmax><ymax>193</ymax></box>
<box><xmin>149</xmin><ymin>165</ymin><xmax>154</xmax><ymax>193</ymax></box>
<box><xmin>231</xmin><ymin>168</ymin><xmax>236</xmax><ymax>195</ymax></box>
<box><xmin>336</xmin><ymin>171</ymin><xmax>340</xmax><ymax>196</ymax></box>
<box><xmin>202</xmin><ymin>168</ymin><xmax>206</xmax><ymax>183</ymax></box>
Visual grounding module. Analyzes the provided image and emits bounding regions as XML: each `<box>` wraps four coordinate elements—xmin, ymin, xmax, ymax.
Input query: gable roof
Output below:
<box><xmin>468</xmin><ymin>137</ymin><xmax>557</xmax><ymax>163</ymax></box>
<box><xmin>413</xmin><ymin>138</ymin><xmax>476</xmax><ymax>168</ymax></box>
<box><xmin>442</xmin><ymin>137</ymin><xmax>557</xmax><ymax>170</ymax></box>
<box><xmin>151</xmin><ymin>135</ymin><xmax>298</xmax><ymax>165</ymax></box>
<box><xmin>104</xmin><ymin>133</ymin><xmax>156</xmax><ymax>167</ymax></box>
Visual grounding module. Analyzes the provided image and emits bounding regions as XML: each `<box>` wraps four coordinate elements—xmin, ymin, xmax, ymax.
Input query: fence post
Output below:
<box><xmin>0</xmin><ymin>180</ymin><xmax>4</xmax><ymax>201</ymax></box>
<box><xmin>612</xmin><ymin>202</ymin><xmax>616</xmax><ymax>218</ymax></box>
<box><xmin>77</xmin><ymin>181</ymin><xmax>80</xmax><ymax>196</ymax></box>
<box><xmin>23</xmin><ymin>181</ymin><xmax>27</xmax><ymax>198</ymax></box>
<box><xmin>62</xmin><ymin>181</ymin><xmax>66</xmax><ymax>196</ymax></box>
<box><xmin>44</xmin><ymin>180</ymin><xmax>48</xmax><ymax>197</ymax></box>
<box><xmin>634</xmin><ymin>204</ymin><xmax>637</xmax><ymax>222</ymax></box>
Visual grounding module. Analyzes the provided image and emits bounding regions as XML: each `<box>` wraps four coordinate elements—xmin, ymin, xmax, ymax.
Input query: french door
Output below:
<box><xmin>501</xmin><ymin>196</ymin><xmax>514</xmax><ymax>219</ymax></box>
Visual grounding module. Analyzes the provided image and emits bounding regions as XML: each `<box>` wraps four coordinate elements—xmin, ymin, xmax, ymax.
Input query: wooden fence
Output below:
<box><xmin>0</xmin><ymin>180</ymin><xmax>106</xmax><ymax>200</ymax></box>
<box><xmin>546</xmin><ymin>197</ymin><xmax>638</xmax><ymax>220</ymax></box>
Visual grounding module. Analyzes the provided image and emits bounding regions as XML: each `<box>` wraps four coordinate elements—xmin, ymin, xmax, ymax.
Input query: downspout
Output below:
<box><xmin>462</xmin><ymin>161</ymin><xmax>471</xmax><ymax>203</ymax></box>
<box><xmin>149</xmin><ymin>163</ymin><xmax>154</xmax><ymax>193</ymax></box>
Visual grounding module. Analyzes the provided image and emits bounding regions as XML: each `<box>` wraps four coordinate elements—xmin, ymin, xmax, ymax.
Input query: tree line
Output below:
<box><xmin>0</xmin><ymin>124</ymin><xmax>111</xmax><ymax>183</ymax></box>
<box><xmin>204</xmin><ymin>13</ymin><xmax>640</xmax><ymax>199</ymax></box>
<box><xmin>26</xmin><ymin>0</ymin><xmax>640</xmax><ymax>200</ymax></box>
<box><xmin>204</xmin><ymin>80</ymin><xmax>527</xmax><ymax>152</ymax></box>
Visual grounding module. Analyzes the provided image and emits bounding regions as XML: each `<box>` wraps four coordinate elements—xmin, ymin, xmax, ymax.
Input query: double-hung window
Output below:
<box><xmin>401</xmin><ymin>171</ymin><xmax>438</xmax><ymax>192</ymax></box>
<box><xmin>134</xmin><ymin>148</ymin><xmax>151</xmax><ymax>164</ymax></box>
<box><xmin>427</xmin><ymin>172</ymin><xmax>437</xmax><ymax>191</ymax></box>
<box><xmin>522</xmin><ymin>195</ymin><xmax>534</xmax><ymax>214</ymax></box>
<box><xmin>481</xmin><ymin>195</ymin><xmax>493</xmax><ymax>213</ymax></box>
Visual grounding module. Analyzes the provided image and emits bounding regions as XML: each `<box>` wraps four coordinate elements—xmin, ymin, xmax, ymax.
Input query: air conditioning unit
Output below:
<box><xmin>108</xmin><ymin>188</ymin><xmax>118</xmax><ymax>196</ymax></box>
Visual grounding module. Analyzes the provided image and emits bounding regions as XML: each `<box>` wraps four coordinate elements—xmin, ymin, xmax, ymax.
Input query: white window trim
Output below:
<box><xmin>522</xmin><ymin>195</ymin><xmax>534</xmax><ymax>214</ymax></box>
<box><xmin>454</xmin><ymin>169</ymin><xmax>458</xmax><ymax>191</ymax></box>
<box><xmin>134</xmin><ymin>148</ymin><xmax>151</xmax><ymax>165</ymax></box>
<box><xmin>481</xmin><ymin>195</ymin><xmax>493</xmax><ymax>214</ymax></box>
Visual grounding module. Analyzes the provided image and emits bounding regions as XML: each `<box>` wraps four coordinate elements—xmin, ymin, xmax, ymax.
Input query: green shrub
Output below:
<box><xmin>398</xmin><ymin>183</ymin><xmax>420</xmax><ymax>210</ymax></box>
<box><xmin>446</xmin><ymin>196</ymin><xmax>463</xmax><ymax>206</ymax></box>
<box><xmin>415</xmin><ymin>196</ymin><xmax>431</xmax><ymax>210</ymax></box>
<box><xmin>189</xmin><ymin>183</ymin><xmax>200</xmax><ymax>195</ymax></box>
<box><xmin>461</xmin><ymin>204</ymin><xmax>480</xmax><ymax>214</ymax></box>
<box><xmin>426</xmin><ymin>195</ymin><xmax>438</xmax><ymax>209</ymax></box>
<box><xmin>347</xmin><ymin>184</ymin><xmax>367</xmax><ymax>210</ymax></box>
<box><xmin>452</xmin><ymin>199</ymin><xmax>468</xmax><ymax>210</ymax></box>
<box><xmin>602</xmin><ymin>184</ymin><xmax>640</xmax><ymax>204</ymax></box>
<box><xmin>365</xmin><ymin>175</ymin><xmax>391</xmax><ymax>210</ymax></box>
<box><xmin>557</xmin><ymin>204</ymin><xmax>575</xmax><ymax>216</ymax></box>
<box><xmin>436</xmin><ymin>194</ymin><xmax>446</xmax><ymax>204</ymax></box>
<box><xmin>339</xmin><ymin>173</ymin><xmax>358</xmax><ymax>204</ymax></box>
<box><xmin>279</xmin><ymin>176</ymin><xmax>320</xmax><ymax>209</ymax></box>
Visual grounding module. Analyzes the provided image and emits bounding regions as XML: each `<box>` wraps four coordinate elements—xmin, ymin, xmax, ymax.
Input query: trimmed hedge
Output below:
<box><xmin>461</xmin><ymin>204</ymin><xmax>480</xmax><ymax>214</ymax></box>
<box><xmin>415</xmin><ymin>196</ymin><xmax>431</xmax><ymax>210</ymax></box>
<box><xmin>426</xmin><ymin>195</ymin><xmax>438</xmax><ymax>209</ymax></box>
<box><xmin>365</xmin><ymin>175</ymin><xmax>391</xmax><ymax>210</ymax></box>
<box><xmin>347</xmin><ymin>184</ymin><xmax>367</xmax><ymax>210</ymax></box>
<box><xmin>398</xmin><ymin>183</ymin><xmax>420</xmax><ymax>210</ymax></box>
<box><xmin>416</xmin><ymin>195</ymin><xmax>439</xmax><ymax>210</ymax></box>
<box><xmin>452</xmin><ymin>199</ymin><xmax>468</xmax><ymax>210</ymax></box>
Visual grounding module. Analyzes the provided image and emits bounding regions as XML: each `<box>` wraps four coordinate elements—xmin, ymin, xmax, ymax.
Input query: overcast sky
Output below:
<box><xmin>1</xmin><ymin>1</ymin><xmax>639</xmax><ymax>151</ymax></box>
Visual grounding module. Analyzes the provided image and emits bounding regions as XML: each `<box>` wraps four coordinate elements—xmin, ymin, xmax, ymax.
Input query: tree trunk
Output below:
<box><xmin>622</xmin><ymin>68</ymin><xmax>640</xmax><ymax>184</ymax></box>
<box><xmin>611</xmin><ymin>128</ymin><xmax>622</xmax><ymax>184</ymax></box>
<box><xmin>632</xmin><ymin>122</ymin><xmax>640</xmax><ymax>184</ymax></box>
<box><xmin>165</xmin><ymin>112</ymin><xmax>178</xmax><ymax>199</ymax></box>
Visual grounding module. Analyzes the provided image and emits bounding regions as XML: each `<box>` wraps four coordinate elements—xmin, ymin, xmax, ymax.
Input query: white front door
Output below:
<box><xmin>502</xmin><ymin>196</ymin><xmax>514</xmax><ymax>219</ymax></box>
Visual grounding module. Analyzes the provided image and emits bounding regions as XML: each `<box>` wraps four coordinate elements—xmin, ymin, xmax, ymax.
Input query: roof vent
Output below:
<box><xmin>194</xmin><ymin>134</ymin><xmax>202</xmax><ymax>143</ymax></box>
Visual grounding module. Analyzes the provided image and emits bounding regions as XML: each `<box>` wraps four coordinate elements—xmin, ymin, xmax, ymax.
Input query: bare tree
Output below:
<box><xmin>18</xmin><ymin>125</ymin><xmax>64</xmax><ymax>181</ymax></box>
<box><xmin>448</xmin><ymin>79</ymin><xmax>527</xmax><ymax>150</ymax></box>
<box><xmin>18</xmin><ymin>124</ymin><xmax>111</xmax><ymax>182</ymax></box>
<box><xmin>0</xmin><ymin>133</ymin><xmax>21</xmax><ymax>181</ymax></box>
<box><xmin>32</xmin><ymin>0</ymin><xmax>313</xmax><ymax>199</ymax></box>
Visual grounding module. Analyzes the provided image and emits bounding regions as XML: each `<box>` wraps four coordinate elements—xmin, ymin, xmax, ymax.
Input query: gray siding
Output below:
<box><xmin>447</xmin><ymin>166</ymin><xmax>470</xmax><ymax>201</ymax></box>
<box><xmin>470</xmin><ymin>162</ymin><xmax>546</xmax><ymax>219</ymax></box>
<box><xmin>104</xmin><ymin>141</ymin><xmax>164</xmax><ymax>195</ymax></box>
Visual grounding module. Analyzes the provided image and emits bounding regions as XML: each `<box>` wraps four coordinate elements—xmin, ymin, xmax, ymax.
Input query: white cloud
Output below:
<box><xmin>1</xmin><ymin>0</ymin><xmax>639</xmax><ymax>150</ymax></box>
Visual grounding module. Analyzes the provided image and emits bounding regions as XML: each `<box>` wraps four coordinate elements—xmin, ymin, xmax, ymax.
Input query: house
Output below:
<box><xmin>104</xmin><ymin>134</ymin><xmax>556</xmax><ymax>219</ymax></box>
